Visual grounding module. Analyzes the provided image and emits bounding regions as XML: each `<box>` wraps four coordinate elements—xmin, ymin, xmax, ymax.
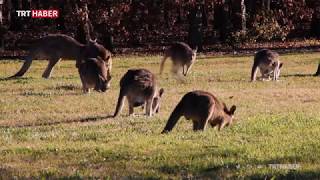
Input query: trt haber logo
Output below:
<box><xmin>16</xmin><ymin>10</ymin><xmax>59</xmax><ymax>18</ymax></box>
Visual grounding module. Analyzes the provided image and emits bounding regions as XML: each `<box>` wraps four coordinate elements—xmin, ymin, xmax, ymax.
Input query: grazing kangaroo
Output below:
<box><xmin>251</xmin><ymin>49</ymin><xmax>283</xmax><ymax>82</ymax></box>
<box><xmin>160</xmin><ymin>42</ymin><xmax>197</xmax><ymax>76</ymax></box>
<box><xmin>78</xmin><ymin>57</ymin><xmax>111</xmax><ymax>93</ymax></box>
<box><xmin>161</xmin><ymin>90</ymin><xmax>236</xmax><ymax>133</ymax></box>
<box><xmin>113</xmin><ymin>69</ymin><xmax>164</xmax><ymax>117</ymax></box>
<box><xmin>9</xmin><ymin>34</ymin><xmax>112</xmax><ymax>79</ymax></box>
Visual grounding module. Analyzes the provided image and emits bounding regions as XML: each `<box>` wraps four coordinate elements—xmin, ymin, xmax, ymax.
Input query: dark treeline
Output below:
<box><xmin>0</xmin><ymin>0</ymin><xmax>320</xmax><ymax>53</ymax></box>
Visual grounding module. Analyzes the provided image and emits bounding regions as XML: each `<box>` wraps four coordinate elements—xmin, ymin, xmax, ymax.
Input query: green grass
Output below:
<box><xmin>0</xmin><ymin>53</ymin><xmax>320</xmax><ymax>179</ymax></box>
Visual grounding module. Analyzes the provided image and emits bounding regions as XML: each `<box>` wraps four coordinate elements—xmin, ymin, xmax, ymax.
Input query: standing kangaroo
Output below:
<box><xmin>113</xmin><ymin>69</ymin><xmax>164</xmax><ymax>117</ymax></box>
<box><xmin>160</xmin><ymin>42</ymin><xmax>197</xmax><ymax>76</ymax></box>
<box><xmin>251</xmin><ymin>49</ymin><xmax>283</xmax><ymax>82</ymax></box>
<box><xmin>9</xmin><ymin>34</ymin><xmax>112</xmax><ymax>79</ymax></box>
<box><xmin>161</xmin><ymin>90</ymin><xmax>236</xmax><ymax>133</ymax></box>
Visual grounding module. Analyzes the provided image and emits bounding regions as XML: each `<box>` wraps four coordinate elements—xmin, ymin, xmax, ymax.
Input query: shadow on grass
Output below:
<box><xmin>0</xmin><ymin>76</ymin><xmax>35</xmax><ymax>82</ymax></box>
<box><xmin>246</xmin><ymin>170</ymin><xmax>320</xmax><ymax>180</ymax></box>
<box><xmin>1</xmin><ymin>166</ymin><xmax>93</xmax><ymax>180</ymax></box>
<box><xmin>157</xmin><ymin>153</ymin><xmax>320</xmax><ymax>179</ymax></box>
<box><xmin>282</xmin><ymin>73</ymin><xmax>315</xmax><ymax>78</ymax></box>
<box><xmin>0</xmin><ymin>115</ymin><xmax>114</xmax><ymax>129</ymax></box>
<box><xmin>0</xmin><ymin>167</ymin><xmax>15</xmax><ymax>180</ymax></box>
<box><xmin>20</xmin><ymin>91</ymin><xmax>81</xmax><ymax>97</ymax></box>
<box><xmin>208</xmin><ymin>78</ymin><xmax>249</xmax><ymax>83</ymax></box>
<box><xmin>52</xmin><ymin>84</ymin><xmax>79</xmax><ymax>91</ymax></box>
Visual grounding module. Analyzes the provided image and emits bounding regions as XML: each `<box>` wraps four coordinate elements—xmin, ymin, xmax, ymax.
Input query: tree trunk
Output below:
<box><xmin>7</xmin><ymin>0</ymin><xmax>11</xmax><ymax>27</ymax></box>
<box><xmin>266</xmin><ymin>0</ymin><xmax>271</xmax><ymax>10</ymax></box>
<box><xmin>163</xmin><ymin>0</ymin><xmax>169</xmax><ymax>28</ymax></box>
<box><xmin>0</xmin><ymin>0</ymin><xmax>3</xmax><ymax>50</ymax></box>
<box><xmin>230</xmin><ymin>0</ymin><xmax>246</xmax><ymax>31</ymax></box>
<box><xmin>311</xmin><ymin>1</ymin><xmax>320</xmax><ymax>38</ymax></box>
<box><xmin>240</xmin><ymin>0</ymin><xmax>246</xmax><ymax>31</ymax></box>
<box><xmin>0</xmin><ymin>0</ymin><xmax>3</xmax><ymax>25</ymax></box>
<box><xmin>315</xmin><ymin>63</ymin><xmax>320</xmax><ymax>76</ymax></box>
<box><xmin>262</xmin><ymin>0</ymin><xmax>270</xmax><ymax>10</ymax></box>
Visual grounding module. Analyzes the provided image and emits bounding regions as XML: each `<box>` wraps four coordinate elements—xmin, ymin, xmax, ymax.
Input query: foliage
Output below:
<box><xmin>250</xmin><ymin>11</ymin><xmax>292</xmax><ymax>41</ymax></box>
<box><xmin>0</xmin><ymin>0</ymin><xmax>316</xmax><ymax>50</ymax></box>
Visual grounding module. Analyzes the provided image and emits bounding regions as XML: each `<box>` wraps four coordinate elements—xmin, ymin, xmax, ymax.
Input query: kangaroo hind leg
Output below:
<box><xmin>9</xmin><ymin>55</ymin><xmax>33</xmax><ymax>78</ymax></box>
<box><xmin>42</xmin><ymin>57</ymin><xmax>61</xmax><ymax>79</ymax></box>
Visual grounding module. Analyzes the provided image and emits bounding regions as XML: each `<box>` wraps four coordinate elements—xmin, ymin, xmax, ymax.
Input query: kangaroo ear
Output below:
<box><xmin>223</xmin><ymin>103</ymin><xmax>228</xmax><ymax>113</ymax></box>
<box><xmin>193</xmin><ymin>47</ymin><xmax>198</xmax><ymax>53</ymax></box>
<box><xmin>89</xmin><ymin>38</ymin><xmax>97</xmax><ymax>44</ymax></box>
<box><xmin>279</xmin><ymin>62</ymin><xmax>283</xmax><ymax>69</ymax></box>
<box><xmin>229</xmin><ymin>105</ymin><xmax>237</xmax><ymax>115</ymax></box>
<box><xmin>159</xmin><ymin>88</ymin><xmax>164</xmax><ymax>97</ymax></box>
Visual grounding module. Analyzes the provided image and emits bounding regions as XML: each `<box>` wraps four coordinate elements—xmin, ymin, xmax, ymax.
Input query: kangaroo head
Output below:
<box><xmin>223</xmin><ymin>103</ymin><xmax>237</xmax><ymax>126</ymax></box>
<box><xmin>88</xmin><ymin>57</ymin><xmax>112</xmax><ymax>92</ymax></box>
<box><xmin>152</xmin><ymin>88</ymin><xmax>164</xmax><ymax>113</ymax></box>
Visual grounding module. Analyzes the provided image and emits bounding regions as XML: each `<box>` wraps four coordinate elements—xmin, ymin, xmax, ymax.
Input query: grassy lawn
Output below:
<box><xmin>0</xmin><ymin>53</ymin><xmax>320</xmax><ymax>179</ymax></box>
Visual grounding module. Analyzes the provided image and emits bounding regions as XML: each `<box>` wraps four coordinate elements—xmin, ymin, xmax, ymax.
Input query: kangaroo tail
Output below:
<box><xmin>161</xmin><ymin>100</ymin><xmax>184</xmax><ymax>133</ymax></box>
<box><xmin>315</xmin><ymin>63</ymin><xmax>320</xmax><ymax>76</ymax></box>
<box><xmin>159</xmin><ymin>55</ymin><xmax>168</xmax><ymax>75</ymax></box>
<box><xmin>9</xmin><ymin>56</ymin><xmax>33</xmax><ymax>78</ymax></box>
<box><xmin>113</xmin><ymin>89</ymin><xmax>125</xmax><ymax>117</ymax></box>
<box><xmin>251</xmin><ymin>60</ymin><xmax>259</xmax><ymax>82</ymax></box>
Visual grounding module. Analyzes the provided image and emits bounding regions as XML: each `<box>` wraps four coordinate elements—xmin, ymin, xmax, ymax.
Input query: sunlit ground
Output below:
<box><xmin>0</xmin><ymin>53</ymin><xmax>319</xmax><ymax>179</ymax></box>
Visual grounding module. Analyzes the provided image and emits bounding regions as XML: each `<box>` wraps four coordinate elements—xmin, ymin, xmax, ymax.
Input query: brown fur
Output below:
<box><xmin>113</xmin><ymin>69</ymin><xmax>164</xmax><ymax>117</ymax></box>
<box><xmin>9</xmin><ymin>34</ymin><xmax>112</xmax><ymax>80</ymax></box>
<box><xmin>161</xmin><ymin>90</ymin><xmax>236</xmax><ymax>133</ymax></box>
<box><xmin>315</xmin><ymin>63</ymin><xmax>320</xmax><ymax>76</ymax></box>
<box><xmin>251</xmin><ymin>49</ymin><xmax>283</xmax><ymax>82</ymax></box>
<box><xmin>78</xmin><ymin>57</ymin><xmax>111</xmax><ymax>93</ymax></box>
<box><xmin>160</xmin><ymin>42</ymin><xmax>197</xmax><ymax>76</ymax></box>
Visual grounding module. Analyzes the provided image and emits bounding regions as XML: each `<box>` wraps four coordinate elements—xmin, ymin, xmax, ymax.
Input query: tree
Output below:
<box><xmin>187</xmin><ymin>2</ymin><xmax>207</xmax><ymax>51</ymax></box>
<box><xmin>214</xmin><ymin>1</ymin><xmax>232</xmax><ymax>42</ymax></box>
<box><xmin>0</xmin><ymin>0</ymin><xmax>3</xmax><ymax>25</ymax></box>
<box><xmin>240</xmin><ymin>0</ymin><xmax>246</xmax><ymax>31</ymax></box>
<box><xmin>230</xmin><ymin>0</ymin><xmax>246</xmax><ymax>31</ymax></box>
<box><xmin>0</xmin><ymin>0</ymin><xmax>3</xmax><ymax>50</ymax></box>
<box><xmin>311</xmin><ymin>1</ymin><xmax>320</xmax><ymax>38</ymax></box>
<box><xmin>262</xmin><ymin>0</ymin><xmax>271</xmax><ymax>11</ymax></box>
<box><xmin>74</xmin><ymin>1</ymin><xmax>94</xmax><ymax>44</ymax></box>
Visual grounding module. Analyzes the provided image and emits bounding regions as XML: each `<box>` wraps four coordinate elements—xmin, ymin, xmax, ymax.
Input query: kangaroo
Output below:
<box><xmin>78</xmin><ymin>57</ymin><xmax>111</xmax><ymax>93</ymax></box>
<box><xmin>113</xmin><ymin>69</ymin><xmax>164</xmax><ymax>117</ymax></box>
<box><xmin>161</xmin><ymin>90</ymin><xmax>236</xmax><ymax>133</ymax></box>
<box><xmin>160</xmin><ymin>42</ymin><xmax>197</xmax><ymax>76</ymax></box>
<box><xmin>251</xmin><ymin>49</ymin><xmax>283</xmax><ymax>82</ymax></box>
<box><xmin>9</xmin><ymin>34</ymin><xmax>112</xmax><ymax>79</ymax></box>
